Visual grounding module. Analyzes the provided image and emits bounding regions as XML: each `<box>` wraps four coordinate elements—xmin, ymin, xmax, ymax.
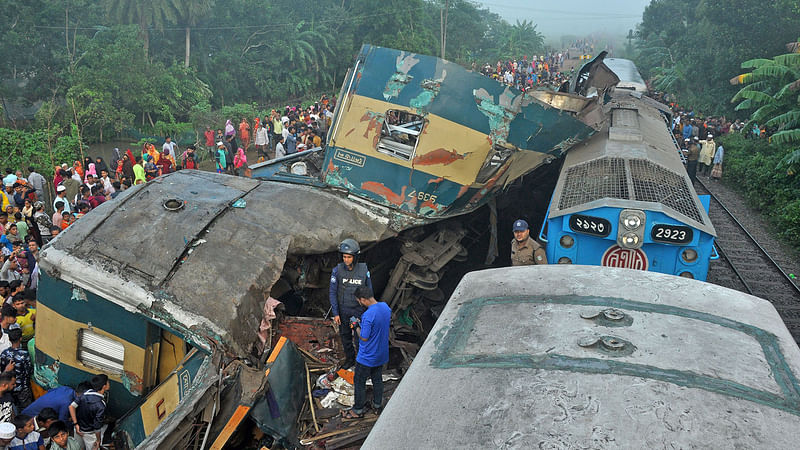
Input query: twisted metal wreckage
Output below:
<box><xmin>34</xmin><ymin>46</ymin><xmax>620</xmax><ymax>448</ymax></box>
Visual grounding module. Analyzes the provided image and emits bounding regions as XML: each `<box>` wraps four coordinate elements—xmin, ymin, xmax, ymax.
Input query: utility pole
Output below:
<box><xmin>440</xmin><ymin>0</ymin><xmax>449</xmax><ymax>59</ymax></box>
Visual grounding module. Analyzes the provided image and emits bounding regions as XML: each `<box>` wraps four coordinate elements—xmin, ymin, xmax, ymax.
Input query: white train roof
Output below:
<box><xmin>549</xmin><ymin>91</ymin><xmax>715</xmax><ymax>236</ymax></box>
<box><xmin>365</xmin><ymin>265</ymin><xmax>800</xmax><ymax>449</ymax></box>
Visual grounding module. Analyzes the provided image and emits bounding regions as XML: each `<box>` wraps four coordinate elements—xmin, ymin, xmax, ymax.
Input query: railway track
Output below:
<box><xmin>695</xmin><ymin>178</ymin><xmax>800</xmax><ymax>340</ymax></box>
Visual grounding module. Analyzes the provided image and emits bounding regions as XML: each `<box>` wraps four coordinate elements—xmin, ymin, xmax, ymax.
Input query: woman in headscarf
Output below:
<box><xmin>94</xmin><ymin>156</ymin><xmax>109</xmax><ymax>177</ymax></box>
<box><xmin>53</xmin><ymin>168</ymin><xmax>63</xmax><ymax>189</ymax></box>
<box><xmin>122</xmin><ymin>153</ymin><xmax>135</xmax><ymax>182</ymax></box>
<box><xmin>225</xmin><ymin>119</ymin><xmax>235</xmax><ymax>137</ymax></box>
<box><xmin>145</xmin><ymin>142</ymin><xmax>160</xmax><ymax>164</ymax></box>
<box><xmin>22</xmin><ymin>199</ymin><xmax>33</xmax><ymax>218</ymax></box>
<box><xmin>233</xmin><ymin>147</ymin><xmax>247</xmax><ymax>176</ymax></box>
<box><xmin>73</xmin><ymin>160</ymin><xmax>84</xmax><ymax>179</ymax></box>
<box><xmin>239</xmin><ymin>118</ymin><xmax>250</xmax><ymax>149</ymax></box>
<box><xmin>156</xmin><ymin>151</ymin><xmax>173</xmax><ymax>175</ymax></box>
<box><xmin>84</xmin><ymin>163</ymin><xmax>97</xmax><ymax>183</ymax></box>
<box><xmin>110</xmin><ymin>148</ymin><xmax>121</xmax><ymax>174</ymax></box>
<box><xmin>126</xmin><ymin>148</ymin><xmax>136</xmax><ymax>165</ymax></box>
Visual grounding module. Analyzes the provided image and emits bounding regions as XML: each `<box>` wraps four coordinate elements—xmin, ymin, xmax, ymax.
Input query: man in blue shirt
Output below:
<box><xmin>342</xmin><ymin>285</ymin><xmax>391</xmax><ymax>418</ymax></box>
<box><xmin>22</xmin><ymin>383</ymin><xmax>90</xmax><ymax>425</ymax></box>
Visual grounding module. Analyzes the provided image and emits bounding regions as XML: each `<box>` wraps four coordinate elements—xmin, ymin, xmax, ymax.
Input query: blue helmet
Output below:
<box><xmin>338</xmin><ymin>238</ymin><xmax>360</xmax><ymax>256</ymax></box>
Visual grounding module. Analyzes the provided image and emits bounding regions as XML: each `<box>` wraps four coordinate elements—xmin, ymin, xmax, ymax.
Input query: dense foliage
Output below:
<box><xmin>0</xmin><ymin>0</ymin><xmax>546</xmax><ymax>144</ymax></box>
<box><xmin>634</xmin><ymin>0</ymin><xmax>800</xmax><ymax>115</ymax></box>
<box><xmin>718</xmin><ymin>133</ymin><xmax>800</xmax><ymax>250</ymax></box>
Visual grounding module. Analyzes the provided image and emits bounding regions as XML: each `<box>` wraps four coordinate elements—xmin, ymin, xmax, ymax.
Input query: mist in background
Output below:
<box><xmin>476</xmin><ymin>0</ymin><xmax>651</xmax><ymax>40</ymax></box>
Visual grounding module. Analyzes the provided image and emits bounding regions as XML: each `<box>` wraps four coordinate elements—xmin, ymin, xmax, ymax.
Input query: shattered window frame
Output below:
<box><xmin>476</xmin><ymin>143</ymin><xmax>515</xmax><ymax>183</ymax></box>
<box><xmin>77</xmin><ymin>328</ymin><xmax>125</xmax><ymax>375</ymax></box>
<box><xmin>377</xmin><ymin>109</ymin><xmax>425</xmax><ymax>161</ymax></box>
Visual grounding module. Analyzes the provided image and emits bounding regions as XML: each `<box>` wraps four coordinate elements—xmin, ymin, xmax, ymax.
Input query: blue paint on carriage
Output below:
<box><xmin>545</xmin><ymin>207</ymin><xmax>715</xmax><ymax>281</ymax></box>
<box><xmin>323</xmin><ymin>146</ymin><xmax>466</xmax><ymax>217</ymax></box>
<box><xmin>38</xmin><ymin>272</ymin><xmax>150</xmax><ymax>348</ymax></box>
<box><xmin>352</xmin><ymin>45</ymin><xmax>595</xmax><ymax>151</ymax></box>
<box><xmin>35</xmin><ymin>349</ymin><xmax>140</xmax><ymax>418</ymax></box>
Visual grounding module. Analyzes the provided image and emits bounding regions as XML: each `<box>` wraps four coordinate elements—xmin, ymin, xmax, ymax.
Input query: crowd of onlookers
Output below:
<box><xmin>477</xmin><ymin>52</ymin><xmax>572</xmax><ymax>91</ymax></box>
<box><xmin>202</xmin><ymin>98</ymin><xmax>335</xmax><ymax>174</ymax></box>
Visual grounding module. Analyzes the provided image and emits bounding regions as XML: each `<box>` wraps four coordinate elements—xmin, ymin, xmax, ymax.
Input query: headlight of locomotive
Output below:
<box><xmin>560</xmin><ymin>235</ymin><xmax>574</xmax><ymax>248</ymax></box>
<box><xmin>558</xmin><ymin>257</ymin><xmax>572</xmax><ymax>264</ymax></box>
<box><xmin>617</xmin><ymin>209</ymin><xmax>646</xmax><ymax>249</ymax></box>
<box><xmin>620</xmin><ymin>232</ymin><xmax>640</xmax><ymax>248</ymax></box>
<box><xmin>621</xmin><ymin>214</ymin><xmax>642</xmax><ymax>230</ymax></box>
<box><xmin>679</xmin><ymin>271</ymin><xmax>694</xmax><ymax>279</ymax></box>
<box><xmin>681</xmin><ymin>248</ymin><xmax>698</xmax><ymax>263</ymax></box>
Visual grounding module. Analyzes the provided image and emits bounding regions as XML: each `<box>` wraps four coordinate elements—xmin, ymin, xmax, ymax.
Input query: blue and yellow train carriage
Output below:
<box><xmin>320</xmin><ymin>44</ymin><xmax>600</xmax><ymax>225</ymax></box>
<box><xmin>541</xmin><ymin>90</ymin><xmax>716</xmax><ymax>280</ymax></box>
<box><xmin>34</xmin><ymin>171</ymin><xmax>393</xmax><ymax>448</ymax></box>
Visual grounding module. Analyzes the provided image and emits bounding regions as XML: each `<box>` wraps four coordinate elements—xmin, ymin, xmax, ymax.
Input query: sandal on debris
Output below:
<box><xmin>341</xmin><ymin>409</ymin><xmax>364</xmax><ymax>419</ymax></box>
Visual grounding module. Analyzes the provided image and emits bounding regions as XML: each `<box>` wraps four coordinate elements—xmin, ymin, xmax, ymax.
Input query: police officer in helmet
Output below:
<box><xmin>329</xmin><ymin>238</ymin><xmax>373</xmax><ymax>369</ymax></box>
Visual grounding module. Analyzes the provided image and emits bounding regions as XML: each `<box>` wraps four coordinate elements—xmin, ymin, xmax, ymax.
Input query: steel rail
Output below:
<box><xmin>696</xmin><ymin>178</ymin><xmax>800</xmax><ymax>298</ymax></box>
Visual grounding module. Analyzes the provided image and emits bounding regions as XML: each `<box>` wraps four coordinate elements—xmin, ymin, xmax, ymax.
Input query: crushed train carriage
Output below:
<box><xmin>33</xmin><ymin>46</ymin><xmax>615</xmax><ymax>448</ymax></box>
<box><xmin>251</xmin><ymin>44</ymin><xmax>606</xmax><ymax>228</ymax></box>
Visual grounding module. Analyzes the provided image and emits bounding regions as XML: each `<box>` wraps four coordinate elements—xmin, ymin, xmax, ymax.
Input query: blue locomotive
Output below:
<box><xmin>540</xmin><ymin>90</ymin><xmax>716</xmax><ymax>280</ymax></box>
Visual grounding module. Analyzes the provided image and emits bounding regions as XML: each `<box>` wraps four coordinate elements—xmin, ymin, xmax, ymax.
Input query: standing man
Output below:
<box><xmin>698</xmin><ymin>134</ymin><xmax>715</xmax><ymax>177</ymax></box>
<box><xmin>329</xmin><ymin>239</ymin><xmax>372</xmax><ymax>369</ymax></box>
<box><xmin>510</xmin><ymin>219</ymin><xmax>547</xmax><ymax>266</ymax></box>
<box><xmin>204</xmin><ymin>126</ymin><xmax>215</xmax><ymax>157</ymax></box>
<box><xmin>162</xmin><ymin>137</ymin><xmax>177</xmax><ymax>160</ymax></box>
<box><xmin>686</xmin><ymin>137</ymin><xmax>700</xmax><ymax>183</ymax></box>
<box><xmin>25</xmin><ymin>168</ymin><xmax>45</xmax><ymax>202</ymax></box>
<box><xmin>70</xmin><ymin>375</ymin><xmax>109</xmax><ymax>450</ymax></box>
<box><xmin>341</xmin><ymin>286</ymin><xmax>390</xmax><ymax>419</ymax></box>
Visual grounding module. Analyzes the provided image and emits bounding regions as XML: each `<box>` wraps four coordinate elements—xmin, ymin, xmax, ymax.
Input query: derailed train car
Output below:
<box><xmin>366</xmin><ymin>265</ymin><xmax>800</xmax><ymax>449</ymax></box>
<box><xmin>35</xmin><ymin>172</ymin><xmax>397</xmax><ymax>448</ymax></box>
<box><xmin>33</xmin><ymin>47</ymin><xmax>617</xmax><ymax>448</ymax></box>
<box><xmin>541</xmin><ymin>89</ymin><xmax>717</xmax><ymax>280</ymax></box>
<box><xmin>252</xmin><ymin>44</ymin><xmax>605</xmax><ymax>228</ymax></box>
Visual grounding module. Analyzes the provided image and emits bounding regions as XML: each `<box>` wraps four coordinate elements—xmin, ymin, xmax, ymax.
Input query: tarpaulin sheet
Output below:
<box><xmin>250</xmin><ymin>339</ymin><xmax>306</xmax><ymax>447</ymax></box>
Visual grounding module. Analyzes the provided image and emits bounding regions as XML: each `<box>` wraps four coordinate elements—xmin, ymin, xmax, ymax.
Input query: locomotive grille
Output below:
<box><xmin>558</xmin><ymin>157</ymin><xmax>628</xmax><ymax>210</ymax></box>
<box><xmin>628</xmin><ymin>159</ymin><xmax>703</xmax><ymax>223</ymax></box>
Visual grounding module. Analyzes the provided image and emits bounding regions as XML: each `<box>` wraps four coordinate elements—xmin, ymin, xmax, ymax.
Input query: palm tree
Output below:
<box><xmin>170</xmin><ymin>0</ymin><xmax>215</xmax><ymax>68</ymax></box>
<box><xmin>106</xmin><ymin>0</ymin><xmax>178</xmax><ymax>58</ymax></box>
<box><xmin>498</xmin><ymin>20</ymin><xmax>544</xmax><ymax>59</ymax></box>
<box><xmin>731</xmin><ymin>38</ymin><xmax>800</xmax><ymax>169</ymax></box>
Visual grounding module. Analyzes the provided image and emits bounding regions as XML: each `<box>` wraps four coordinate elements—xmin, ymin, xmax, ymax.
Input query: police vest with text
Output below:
<box><xmin>336</xmin><ymin>262</ymin><xmax>368</xmax><ymax>313</ymax></box>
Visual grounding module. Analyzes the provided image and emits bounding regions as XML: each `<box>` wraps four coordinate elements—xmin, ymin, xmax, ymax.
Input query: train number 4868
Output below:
<box><xmin>407</xmin><ymin>190</ymin><xmax>438</xmax><ymax>203</ymax></box>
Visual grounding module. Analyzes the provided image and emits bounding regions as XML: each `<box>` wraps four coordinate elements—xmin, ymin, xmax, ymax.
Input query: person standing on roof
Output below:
<box><xmin>510</xmin><ymin>219</ymin><xmax>547</xmax><ymax>266</ymax></box>
<box><xmin>329</xmin><ymin>239</ymin><xmax>373</xmax><ymax>370</ymax></box>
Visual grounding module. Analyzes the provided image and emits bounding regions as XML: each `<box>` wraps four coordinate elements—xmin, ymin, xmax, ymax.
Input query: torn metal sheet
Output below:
<box><xmin>42</xmin><ymin>170</ymin><xmax>396</xmax><ymax>355</ymax></box>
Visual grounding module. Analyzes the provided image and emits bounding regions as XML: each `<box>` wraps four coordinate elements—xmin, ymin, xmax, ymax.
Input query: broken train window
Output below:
<box><xmin>476</xmin><ymin>143</ymin><xmax>515</xmax><ymax>184</ymax></box>
<box><xmin>77</xmin><ymin>328</ymin><xmax>125</xmax><ymax>375</ymax></box>
<box><xmin>377</xmin><ymin>109</ymin><xmax>424</xmax><ymax>161</ymax></box>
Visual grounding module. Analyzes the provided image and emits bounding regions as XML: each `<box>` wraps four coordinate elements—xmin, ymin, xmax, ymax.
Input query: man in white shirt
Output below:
<box><xmin>162</xmin><ymin>137</ymin><xmax>177</xmax><ymax>159</ymax></box>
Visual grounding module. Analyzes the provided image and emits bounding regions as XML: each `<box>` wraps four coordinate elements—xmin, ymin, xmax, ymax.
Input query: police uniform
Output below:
<box><xmin>511</xmin><ymin>236</ymin><xmax>547</xmax><ymax>266</ymax></box>
<box><xmin>329</xmin><ymin>261</ymin><xmax>371</xmax><ymax>365</ymax></box>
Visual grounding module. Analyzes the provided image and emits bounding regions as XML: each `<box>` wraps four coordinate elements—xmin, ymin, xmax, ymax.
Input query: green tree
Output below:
<box><xmin>105</xmin><ymin>0</ymin><xmax>179</xmax><ymax>57</ymax></box>
<box><xmin>169</xmin><ymin>0</ymin><xmax>216</xmax><ymax>68</ymax></box>
<box><xmin>731</xmin><ymin>39</ymin><xmax>800</xmax><ymax>171</ymax></box>
<box><xmin>495</xmin><ymin>20</ymin><xmax>544</xmax><ymax>59</ymax></box>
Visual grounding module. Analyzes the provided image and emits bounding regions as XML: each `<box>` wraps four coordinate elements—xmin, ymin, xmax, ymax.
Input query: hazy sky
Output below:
<box><xmin>476</xmin><ymin>0</ymin><xmax>652</xmax><ymax>39</ymax></box>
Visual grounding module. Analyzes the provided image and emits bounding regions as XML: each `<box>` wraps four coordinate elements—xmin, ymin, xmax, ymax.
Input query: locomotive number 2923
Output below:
<box><xmin>651</xmin><ymin>225</ymin><xmax>693</xmax><ymax>244</ymax></box>
<box><xmin>569</xmin><ymin>215</ymin><xmax>611</xmax><ymax>237</ymax></box>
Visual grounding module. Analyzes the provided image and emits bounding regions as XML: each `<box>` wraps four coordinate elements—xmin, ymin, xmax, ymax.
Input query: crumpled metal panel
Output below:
<box><xmin>53</xmin><ymin>171</ymin><xmax>260</xmax><ymax>286</ymax></box>
<box><xmin>48</xmin><ymin>171</ymin><xmax>395</xmax><ymax>353</ymax></box>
